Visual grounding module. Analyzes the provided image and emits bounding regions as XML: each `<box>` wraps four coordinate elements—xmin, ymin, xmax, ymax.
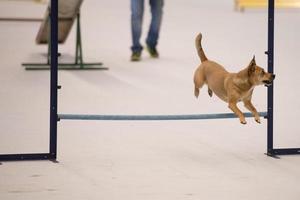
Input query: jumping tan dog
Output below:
<box><xmin>193</xmin><ymin>33</ymin><xmax>275</xmax><ymax>124</ymax></box>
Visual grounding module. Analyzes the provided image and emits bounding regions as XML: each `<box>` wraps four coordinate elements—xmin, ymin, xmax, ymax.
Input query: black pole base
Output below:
<box><xmin>266</xmin><ymin>148</ymin><xmax>300</xmax><ymax>158</ymax></box>
<box><xmin>265</xmin><ymin>152</ymin><xmax>280</xmax><ymax>159</ymax></box>
<box><xmin>272</xmin><ymin>148</ymin><xmax>300</xmax><ymax>155</ymax></box>
<box><xmin>0</xmin><ymin>153</ymin><xmax>57</xmax><ymax>162</ymax></box>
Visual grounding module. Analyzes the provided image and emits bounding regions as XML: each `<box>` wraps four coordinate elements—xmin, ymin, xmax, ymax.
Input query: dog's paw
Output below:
<box><xmin>255</xmin><ymin>117</ymin><xmax>261</xmax><ymax>124</ymax></box>
<box><xmin>194</xmin><ymin>88</ymin><xmax>200</xmax><ymax>98</ymax></box>
<box><xmin>208</xmin><ymin>89</ymin><xmax>213</xmax><ymax>97</ymax></box>
<box><xmin>240</xmin><ymin>120</ymin><xmax>247</xmax><ymax>125</ymax></box>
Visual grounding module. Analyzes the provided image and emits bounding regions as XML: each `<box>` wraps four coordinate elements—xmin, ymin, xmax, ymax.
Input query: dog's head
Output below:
<box><xmin>247</xmin><ymin>56</ymin><xmax>275</xmax><ymax>87</ymax></box>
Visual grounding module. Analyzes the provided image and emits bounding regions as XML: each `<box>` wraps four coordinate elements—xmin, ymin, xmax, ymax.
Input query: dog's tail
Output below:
<box><xmin>195</xmin><ymin>33</ymin><xmax>208</xmax><ymax>63</ymax></box>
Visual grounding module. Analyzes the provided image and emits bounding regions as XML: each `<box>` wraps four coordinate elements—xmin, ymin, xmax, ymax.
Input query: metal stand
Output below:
<box><xmin>22</xmin><ymin>12</ymin><xmax>107</xmax><ymax>70</ymax></box>
<box><xmin>0</xmin><ymin>0</ymin><xmax>59</xmax><ymax>162</ymax></box>
<box><xmin>265</xmin><ymin>0</ymin><xmax>300</xmax><ymax>157</ymax></box>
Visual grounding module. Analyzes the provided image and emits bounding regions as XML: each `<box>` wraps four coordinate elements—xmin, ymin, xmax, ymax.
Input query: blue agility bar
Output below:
<box><xmin>58</xmin><ymin>112</ymin><xmax>267</xmax><ymax>121</ymax></box>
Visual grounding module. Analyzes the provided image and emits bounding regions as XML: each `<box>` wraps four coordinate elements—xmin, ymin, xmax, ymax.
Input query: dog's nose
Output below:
<box><xmin>272</xmin><ymin>74</ymin><xmax>276</xmax><ymax>80</ymax></box>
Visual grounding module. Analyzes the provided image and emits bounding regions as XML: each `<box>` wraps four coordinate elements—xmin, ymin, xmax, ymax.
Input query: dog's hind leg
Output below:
<box><xmin>194</xmin><ymin>87</ymin><xmax>200</xmax><ymax>98</ymax></box>
<box><xmin>193</xmin><ymin>67</ymin><xmax>206</xmax><ymax>98</ymax></box>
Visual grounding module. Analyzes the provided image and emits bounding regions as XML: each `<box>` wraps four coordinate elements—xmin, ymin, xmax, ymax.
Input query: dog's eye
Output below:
<box><xmin>261</xmin><ymin>71</ymin><xmax>265</xmax><ymax>75</ymax></box>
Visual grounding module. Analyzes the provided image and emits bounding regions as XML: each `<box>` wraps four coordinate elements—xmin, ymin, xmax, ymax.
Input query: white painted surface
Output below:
<box><xmin>0</xmin><ymin>0</ymin><xmax>300</xmax><ymax>199</ymax></box>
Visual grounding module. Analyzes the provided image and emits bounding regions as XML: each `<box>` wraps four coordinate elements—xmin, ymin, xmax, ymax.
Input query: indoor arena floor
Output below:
<box><xmin>0</xmin><ymin>0</ymin><xmax>300</xmax><ymax>199</ymax></box>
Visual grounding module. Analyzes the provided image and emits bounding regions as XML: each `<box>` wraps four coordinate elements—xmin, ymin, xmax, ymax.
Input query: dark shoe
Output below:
<box><xmin>131</xmin><ymin>51</ymin><xmax>141</xmax><ymax>61</ymax></box>
<box><xmin>147</xmin><ymin>46</ymin><xmax>159</xmax><ymax>58</ymax></box>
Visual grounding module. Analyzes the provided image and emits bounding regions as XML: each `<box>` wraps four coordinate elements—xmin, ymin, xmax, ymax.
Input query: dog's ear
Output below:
<box><xmin>248</xmin><ymin>56</ymin><xmax>256</xmax><ymax>75</ymax></box>
<box><xmin>251</xmin><ymin>55</ymin><xmax>256</xmax><ymax>65</ymax></box>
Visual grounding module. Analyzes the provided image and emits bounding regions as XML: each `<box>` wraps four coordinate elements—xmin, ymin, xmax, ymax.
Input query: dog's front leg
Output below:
<box><xmin>243</xmin><ymin>100</ymin><xmax>260</xmax><ymax>123</ymax></box>
<box><xmin>228</xmin><ymin>100</ymin><xmax>246</xmax><ymax>124</ymax></box>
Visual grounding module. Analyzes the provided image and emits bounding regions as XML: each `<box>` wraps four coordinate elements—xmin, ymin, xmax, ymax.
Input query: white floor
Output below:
<box><xmin>0</xmin><ymin>0</ymin><xmax>300</xmax><ymax>199</ymax></box>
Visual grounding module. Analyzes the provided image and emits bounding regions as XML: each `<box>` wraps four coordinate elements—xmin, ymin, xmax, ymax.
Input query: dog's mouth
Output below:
<box><xmin>263</xmin><ymin>80</ymin><xmax>273</xmax><ymax>87</ymax></box>
<box><xmin>263</xmin><ymin>74</ymin><xmax>275</xmax><ymax>87</ymax></box>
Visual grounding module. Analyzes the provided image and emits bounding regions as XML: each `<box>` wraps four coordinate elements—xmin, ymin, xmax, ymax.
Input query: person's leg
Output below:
<box><xmin>146</xmin><ymin>0</ymin><xmax>163</xmax><ymax>51</ymax></box>
<box><xmin>131</xmin><ymin>0</ymin><xmax>144</xmax><ymax>53</ymax></box>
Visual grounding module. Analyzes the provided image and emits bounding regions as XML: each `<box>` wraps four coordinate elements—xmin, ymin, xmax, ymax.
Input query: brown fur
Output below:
<box><xmin>193</xmin><ymin>33</ymin><xmax>275</xmax><ymax>124</ymax></box>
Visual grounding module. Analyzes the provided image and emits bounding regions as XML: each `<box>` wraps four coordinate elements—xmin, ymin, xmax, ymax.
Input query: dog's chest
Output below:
<box><xmin>239</xmin><ymin>88</ymin><xmax>254</xmax><ymax>101</ymax></box>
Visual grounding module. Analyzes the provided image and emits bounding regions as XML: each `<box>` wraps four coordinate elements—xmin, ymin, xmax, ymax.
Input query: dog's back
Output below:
<box><xmin>194</xmin><ymin>33</ymin><xmax>228</xmax><ymax>99</ymax></box>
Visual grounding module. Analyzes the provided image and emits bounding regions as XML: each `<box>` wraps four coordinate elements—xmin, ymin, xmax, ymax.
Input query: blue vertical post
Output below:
<box><xmin>267</xmin><ymin>0</ymin><xmax>274</xmax><ymax>155</ymax></box>
<box><xmin>49</xmin><ymin>0</ymin><xmax>58</xmax><ymax>160</ymax></box>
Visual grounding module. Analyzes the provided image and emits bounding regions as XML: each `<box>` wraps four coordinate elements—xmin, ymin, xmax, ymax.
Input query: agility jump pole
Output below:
<box><xmin>0</xmin><ymin>0</ymin><xmax>58</xmax><ymax>162</ymax></box>
<box><xmin>58</xmin><ymin>112</ymin><xmax>267</xmax><ymax>121</ymax></box>
<box><xmin>265</xmin><ymin>0</ymin><xmax>300</xmax><ymax>156</ymax></box>
<box><xmin>55</xmin><ymin>0</ymin><xmax>299</xmax><ymax>157</ymax></box>
<box><xmin>49</xmin><ymin>0</ymin><xmax>58</xmax><ymax>160</ymax></box>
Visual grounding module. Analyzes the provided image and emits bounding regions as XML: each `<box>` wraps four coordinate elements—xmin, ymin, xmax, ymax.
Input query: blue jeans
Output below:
<box><xmin>131</xmin><ymin>0</ymin><xmax>164</xmax><ymax>53</ymax></box>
